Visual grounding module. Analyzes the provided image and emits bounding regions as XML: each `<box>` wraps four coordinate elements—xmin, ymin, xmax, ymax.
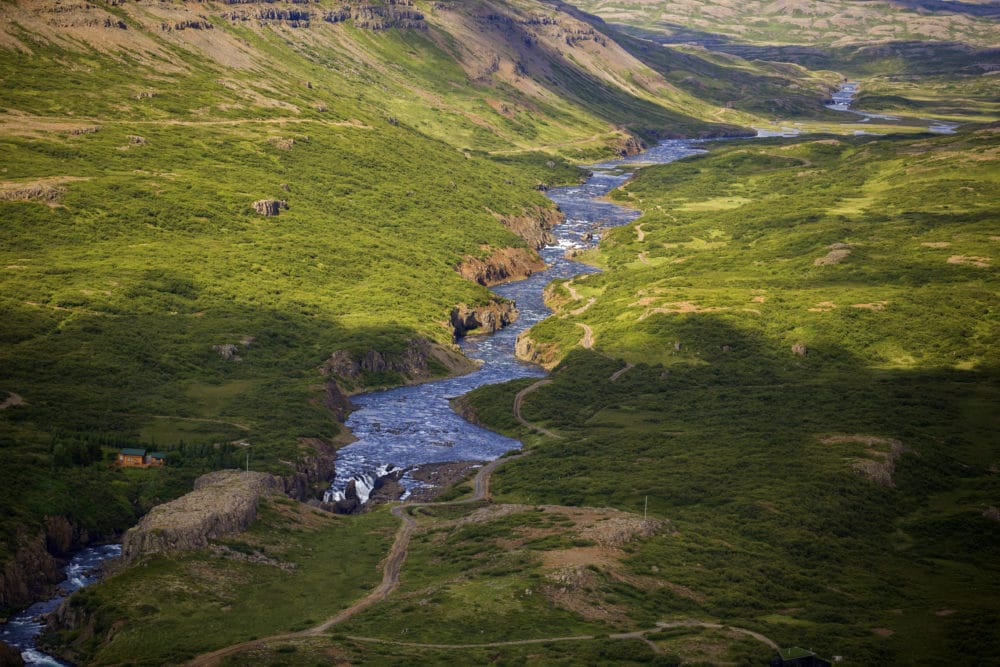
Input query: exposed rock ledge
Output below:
<box><xmin>0</xmin><ymin>516</ymin><xmax>89</xmax><ymax>612</ymax></box>
<box><xmin>121</xmin><ymin>471</ymin><xmax>282</xmax><ymax>563</ymax></box>
<box><xmin>495</xmin><ymin>205</ymin><xmax>564</xmax><ymax>250</ymax></box>
<box><xmin>321</xmin><ymin>338</ymin><xmax>478</xmax><ymax>394</ymax></box>
<box><xmin>514</xmin><ymin>330</ymin><xmax>561</xmax><ymax>369</ymax></box>
<box><xmin>450</xmin><ymin>299</ymin><xmax>518</xmax><ymax>338</ymax></box>
<box><xmin>457</xmin><ymin>246</ymin><xmax>547</xmax><ymax>286</ymax></box>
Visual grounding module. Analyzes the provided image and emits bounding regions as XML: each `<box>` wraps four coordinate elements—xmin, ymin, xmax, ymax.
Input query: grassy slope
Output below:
<box><xmin>46</xmin><ymin>498</ymin><xmax>398</xmax><ymax>665</ymax></box>
<box><xmin>0</xmin><ymin>0</ymin><xmax>765</xmax><ymax>568</ymax></box>
<box><xmin>570</xmin><ymin>0</ymin><xmax>1000</xmax><ymax>124</ymax></box>
<box><xmin>462</xmin><ymin>128</ymin><xmax>1000</xmax><ymax>663</ymax></box>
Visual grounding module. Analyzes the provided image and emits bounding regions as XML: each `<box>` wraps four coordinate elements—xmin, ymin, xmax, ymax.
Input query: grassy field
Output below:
<box><xmin>44</xmin><ymin>498</ymin><xmax>397</xmax><ymax>665</ymax></box>
<box><xmin>458</xmin><ymin>127</ymin><xmax>1000</xmax><ymax>663</ymax></box>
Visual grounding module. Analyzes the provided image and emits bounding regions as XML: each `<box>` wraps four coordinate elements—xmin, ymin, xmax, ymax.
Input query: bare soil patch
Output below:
<box><xmin>948</xmin><ymin>255</ymin><xmax>991</xmax><ymax>268</ymax></box>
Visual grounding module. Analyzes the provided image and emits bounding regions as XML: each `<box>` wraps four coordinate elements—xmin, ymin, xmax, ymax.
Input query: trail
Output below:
<box><xmin>576</xmin><ymin>322</ymin><xmax>594</xmax><ymax>349</ymax></box>
<box><xmin>344</xmin><ymin>619</ymin><xmax>779</xmax><ymax>652</ymax></box>
<box><xmin>635</xmin><ymin>223</ymin><xmax>646</xmax><ymax>241</ymax></box>
<box><xmin>513</xmin><ymin>379</ymin><xmax>562</xmax><ymax>439</ymax></box>
<box><xmin>638</xmin><ymin>251</ymin><xmax>649</xmax><ymax>264</ymax></box>
<box><xmin>186</xmin><ymin>450</ymin><xmax>527</xmax><ymax>667</ymax></box>
<box><xmin>609</xmin><ymin>363</ymin><xmax>634</xmax><ymax>382</ymax></box>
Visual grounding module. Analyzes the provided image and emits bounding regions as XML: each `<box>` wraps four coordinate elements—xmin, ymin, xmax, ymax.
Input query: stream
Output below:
<box><xmin>0</xmin><ymin>544</ymin><xmax>121</xmax><ymax>666</ymax></box>
<box><xmin>325</xmin><ymin>139</ymin><xmax>710</xmax><ymax>504</ymax></box>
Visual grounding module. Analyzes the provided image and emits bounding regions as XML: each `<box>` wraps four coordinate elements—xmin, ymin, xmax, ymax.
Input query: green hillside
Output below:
<box><xmin>0</xmin><ymin>0</ymin><xmax>766</xmax><ymax>570</ymax></box>
<box><xmin>462</xmin><ymin>127</ymin><xmax>1000</xmax><ymax>663</ymax></box>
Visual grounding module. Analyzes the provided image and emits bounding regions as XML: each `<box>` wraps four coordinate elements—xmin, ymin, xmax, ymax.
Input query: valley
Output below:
<box><xmin>0</xmin><ymin>0</ymin><xmax>997</xmax><ymax>665</ymax></box>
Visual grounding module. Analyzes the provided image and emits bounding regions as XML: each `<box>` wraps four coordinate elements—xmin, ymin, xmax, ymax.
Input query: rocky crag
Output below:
<box><xmin>121</xmin><ymin>471</ymin><xmax>282</xmax><ymax>563</ymax></box>
<box><xmin>450</xmin><ymin>299</ymin><xmax>518</xmax><ymax>338</ymax></box>
<box><xmin>0</xmin><ymin>516</ymin><xmax>89</xmax><ymax>613</ymax></box>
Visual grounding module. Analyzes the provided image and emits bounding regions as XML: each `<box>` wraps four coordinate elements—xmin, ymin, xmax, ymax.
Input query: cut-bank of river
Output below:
<box><xmin>326</xmin><ymin>140</ymin><xmax>709</xmax><ymax>503</ymax></box>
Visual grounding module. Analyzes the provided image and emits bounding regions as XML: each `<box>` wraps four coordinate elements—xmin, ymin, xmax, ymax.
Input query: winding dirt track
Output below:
<box><xmin>576</xmin><ymin>322</ymin><xmax>594</xmax><ymax>349</ymax></box>
<box><xmin>186</xmin><ymin>453</ymin><xmax>528</xmax><ymax>666</ymax></box>
<box><xmin>187</xmin><ymin>388</ymin><xmax>779</xmax><ymax>666</ymax></box>
<box><xmin>512</xmin><ymin>379</ymin><xmax>562</xmax><ymax>439</ymax></box>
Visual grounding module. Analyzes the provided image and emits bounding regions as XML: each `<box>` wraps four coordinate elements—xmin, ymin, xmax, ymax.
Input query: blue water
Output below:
<box><xmin>326</xmin><ymin>140</ymin><xmax>708</xmax><ymax>502</ymax></box>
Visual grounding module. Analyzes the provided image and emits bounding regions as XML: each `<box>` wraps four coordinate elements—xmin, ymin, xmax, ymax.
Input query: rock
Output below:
<box><xmin>212</xmin><ymin>343</ymin><xmax>240</xmax><ymax>361</ymax></box>
<box><xmin>281</xmin><ymin>438</ymin><xmax>337</xmax><ymax>501</ymax></box>
<box><xmin>321</xmin><ymin>338</ymin><xmax>477</xmax><ymax>390</ymax></box>
<box><xmin>456</xmin><ymin>246</ymin><xmax>546</xmax><ymax>286</ymax></box>
<box><xmin>252</xmin><ymin>199</ymin><xmax>288</xmax><ymax>216</ymax></box>
<box><xmin>0</xmin><ymin>641</ymin><xmax>24</xmax><ymax>667</ymax></box>
<box><xmin>121</xmin><ymin>471</ymin><xmax>282</xmax><ymax>562</ymax></box>
<box><xmin>615</xmin><ymin>133</ymin><xmax>645</xmax><ymax>157</ymax></box>
<box><xmin>494</xmin><ymin>205</ymin><xmax>564</xmax><ymax>250</ymax></box>
<box><xmin>792</xmin><ymin>343</ymin><xmax>808</xmax><ymax>356</ymax></box>
<box><xmin>450</xmin><ymin>300</ymin><xmax>518</xmax><ymax>338</ymax></box>
<box><xmin>0</xmin><ymin>517</ymin><xmax>89</xmax><ymax>611</ymax></box>
<box><xmin>514</xmin><ymin>331</ymin><xmax>560</xmax><ymax>369</ymax></box>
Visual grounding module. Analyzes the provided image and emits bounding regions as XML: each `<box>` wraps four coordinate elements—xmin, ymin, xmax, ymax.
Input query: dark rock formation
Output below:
<box><xmin>0</xmin><ymin>641</ymin><xmax>24</xmax><ymax>667</ymax></box>
<box><xmin>456</xmin><ymin>246</ymin><xmax>546</xmax><ymax>286</ymax></box>
<box><xmin>450</xmin><ymin>300</ymin><xmax>518</xmax><ymax>338</ymax></box>
<box><xmin>252</xmin><ymin>199</ymin><xmax>288</xmax><ymax>216</ymax></box>
<box><xmin>321</xmin><ymin>338</ymin><xmax>477</xmax><ymax>391</ymax></box>
<box><xmin>0</xmin><ymin>517</ymin><xmax>89</xmax><ymax>612</ymax></box>
<box><xmin>615</xmin><ymin>134</ymin><xmax>645</xmax><ymax>157</ymax></box>
<box><xmin>121</xmin><ymin>471</ymin><xmax>282</xmax><ymax>562</ymax></box>
<box><xmin>282</xmin><ymin>438</ymin><xmax>337</xmax><ymax>501</ymax></box>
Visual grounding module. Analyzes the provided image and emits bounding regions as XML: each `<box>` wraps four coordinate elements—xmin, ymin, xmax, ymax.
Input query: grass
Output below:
<box><xmin>460</xmin><ymin>127</ymin><xmax>1000</xmax><ymax>664</ymax></box>
<box><xmin>43</xmin><ymin>499</ymin><xmax>397</xmax><ymax>665</ymax></box>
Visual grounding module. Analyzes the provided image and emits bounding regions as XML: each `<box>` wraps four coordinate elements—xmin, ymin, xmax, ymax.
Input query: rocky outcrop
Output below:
<box><xmin>321</xmin><ymin>338</ymin><xmax>477</xmax><ymax>392</ymax></box>
<box><xmin>252</xmin><ymin>199</ymin><xmax>288</xmax><ymax>216</ymax></box>
<box><xmin>495</xmin><ymin>205</ymin><xmax>564</xmax><ymax>250</ymax></box>
<box><xmin>282</xmin><ymin>438</ymin><xmax>337</xmax><ymax>501</ymax></box>
<box><xmin>121</xmin><ymin>471</ymin><xmax>281</xmax><ymax>562</ymax></box>
<box><xmin>450</xmin><ymin>300</ymin><xmax>518</xmax><ymax>338</ymax></box>
<box><xmin>457</xmin><ymin>246</ymin><xmax>546</xmax><ymax>286</ymax></box>
<box><xmin>514</xmin><ymin>331</ymin><xmax>561</xmax><ymax>369</ymax></box>
<box><xmin>615</xmin><ymin>134</ymin><xmax>645</xmax><ymax>157</ymax></box>
<box><xmin>0</xmin><ymin>517</ymin><xmax>89</xmax><ymax>612</ymax></box>
<box><xmin>0</xmin><ymin>641</ymin><xmax>24</xmax><ymax>667</ymax></box>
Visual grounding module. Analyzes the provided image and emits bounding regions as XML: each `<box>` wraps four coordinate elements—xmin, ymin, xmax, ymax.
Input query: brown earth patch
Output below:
<box><xmin>0</xmin><ymin>392</ymin><xmax>24</xmax><ymax>409</ymax></box>
<box><xmin>873</xmin><ymin>628</ymin><xmax>894</xmax><ymax>637</ymax></box>
<box><xmin>851</xmin><ymin>301</ymin><xmax>888</xmax><ymax>311</ymax></box>
<box><xmin>921</xmin><ymin>241</ymin><xmax>951</xmax><ymax>248</ymax></box>
<box><xmin>935</xmin><ymin>609</ymin><xmax>957</xmax><ymax>616</ymax></box>
<box><xmin>948</xmin><ymin>255</ymin><xmax>991</xmax><ymax>268</ymax></box>
<box><xmin>751</xmin><ymin>295</ymin><xmax>767</xmax><ymax>303</ymax></box>
<box><xmin>808</xmin><ymin>301</ymin><xmax>837</xmax><ymax>312</ymax></box>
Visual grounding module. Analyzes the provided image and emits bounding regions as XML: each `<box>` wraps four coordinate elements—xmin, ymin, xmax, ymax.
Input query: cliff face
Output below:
<box><xmin>496</xmin><ymin>205</ymin><xmax>564</xmax><ymax>250</ymax></box>
<box><xmin>450</xmin><ymin>300</ymin><xmax>519</xmax><ymax>338</ymax></box>
<box><xmin>321</xmin><ymin>338</ymin><xmax>478</xmax><ymax>393</ymax></box>
<box><xmin>121</xmin><ymin>471</ymin><xmax>282</xmax><ymax>563</ymax></box>
<box><xmin>457</xmin><ymin>246</ymin><xmax>547</xmax><ymax>286</ymax></box>
<box><xmin>0</xmin><ymin>516</ymin><xmax>89</xmax><ymax>612</ymax></box>
<box><xmin>514</xmin><ymin>331</ymin><xmax>561</xmax><ymax>369</ymax></box>
<box><xmin>282</xmin><ymin>438</ymin><xmax>338</xmax><ymax>501</ymax></box>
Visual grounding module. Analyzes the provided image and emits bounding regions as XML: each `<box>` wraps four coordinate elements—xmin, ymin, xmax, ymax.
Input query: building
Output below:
<box><xmin>117</xmin><ymin>448</ymin><xmax>166</xmax><ymax>468</ymax></box>
<box><xmin>771</xmin><ymin>647</ymin><xmax>832</xmax><ymax>667</ymax></box>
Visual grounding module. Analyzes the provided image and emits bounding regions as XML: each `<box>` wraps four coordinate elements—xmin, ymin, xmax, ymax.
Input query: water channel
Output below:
<box><xmin>325</xmin><ymin>139</ymin><xmax>710</xmax><ymax>504</ymax></box>
<box><xmin>0</xmin><ymin>544</ymin><xmax>121</xmax><ymax>666</ymax></box>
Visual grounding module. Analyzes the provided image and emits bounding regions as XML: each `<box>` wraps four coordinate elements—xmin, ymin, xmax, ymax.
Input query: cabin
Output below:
<box><xmin>771</xmin><ymin>647</ymin><xmax>832</xmax><ymax>667</ymax></box>
<box><xmin>117</xmin><ymin>448</ymin><xmax>166</xmax><ymax>468</ymax></box>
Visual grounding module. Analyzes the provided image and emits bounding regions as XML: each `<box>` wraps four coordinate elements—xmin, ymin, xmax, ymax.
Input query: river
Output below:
<box><xmin>0</xmin><ymin>544</ymin><xmax>121</xmax><ymax>666</ymax></box>
<box><xmin>325</xmin><ymin>139</ymin><xmax>709</xmax><ymax>504</ymax></box>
